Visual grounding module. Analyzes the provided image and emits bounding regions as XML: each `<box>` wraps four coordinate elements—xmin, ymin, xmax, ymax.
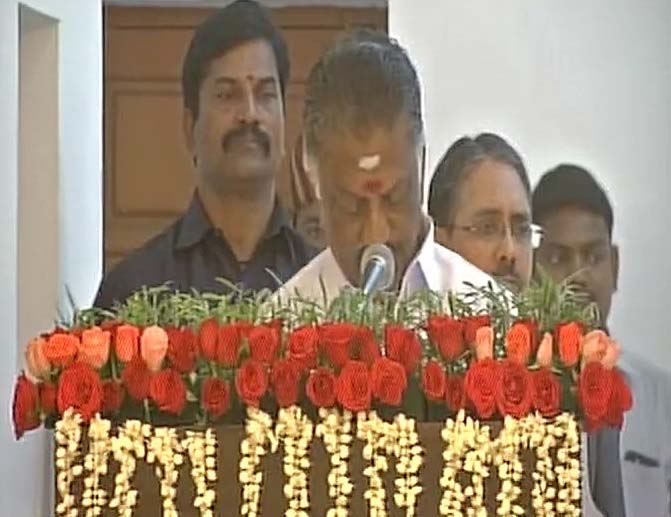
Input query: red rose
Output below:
<box><xmin>351</xmin><ymin>327</ymin><xmax>380</xmax><ymax>365</ymax></box>
<box><xmin>504</xmin><ymin>322</ymin><xmax>533</xmax><ymax>365</ymax></box>
<box><xmin>556</xmin><ymin>322</ymin><xmax>583</xmax><ymax>367</ymax></box>
<box><xmin>336</xmin><ymin>360</ymin><xmax>371</xmax><ymax>412</ymax></box>
<box><xmin>495</xmin><ymin>360</ymin><xmax>532</xmax><ymax>417</ymax></box>
<box><xmin>464</xmin><ymin>358</ymin><xmax>500</xmax><ymax>418</ymax></box>
<box><xmin>427</xmin><ymin>315</ymin><xmax>465</xmax><ymax>361</ymax></box>
<box><xmin>306</xmin><ymin>367</ymin><xmax>337</xmax><ymax>408</ymax></box>
<box><xmin>578</xmin><ymin>361</ymin><xmax>614</xmax><ymax>427</ymax></box>
<box><xmin>530</xmin><ymin>368</ymin><xmax>561</xmax><ymax>417</ymax></box>
<box><xmin>319</xmin><ymin>323</ymin><xmax>356</xmax><ymax>368</ymax></box>
<box><xmin>421</xmin><ymin>360</ymin><xmax>446</xmax><ymax>401</ymax></box>
<box><xmin>57</xmin><ymin>362</ymin><xmax>103</xmax><ymax>422</ymax></box>
<box><xmin>271</xmin><ymin>359</ymin><xmax>302</xmax><ymax>408</ymax></box>
<box><xmin>235</xmin><ymin>359</ymin><xmax>269</xmax><ymax>407</ymax></box>
<box><xmin>445</xmin><ymin>375</ymin><xmax>466</xmax><ymax>413</ymax></box>
<box><xmin>167</xmin><ymin>327</ymin><xmax>198</xmax><ymax>373</ymax></box>
<box><xmin>12</xmin><ymin>374</ymin><xmax>40</xmax><ymax>439</ymax></box>
<box><xmin>217</xmin><ymin>323</ymin><xmax>243</xmax><ymax>367</ymax></box>
<box><xmin>39</xmin><ymin>382</ymin><xmax>57</xmax><ymax>415</ymax></box>
<box><xmin>604</xmin><ymin>368</ymin><xmax>633</xmax><ymax>429</ymax></box>
<box><xmin>287</xmin><ymin>326</ymin><xmax>319</xmax><ymax>371</ymax></box>
<box><xmin>385</xmin><ymin>325</ymin><xmax>422</xmax><ymax>373</ymax></box>
<box><xmin>121</xmin><ymin>355</ymin><xmax>152</xmax><ymax>401</ymax></box>
<box><xmin>249</xmin><ymin>324</ymin><xmax>281</xmax><ymax>365</ymax></box>
<box><xmin>149</xmin><ymin>369</ymin><xmax>186</xmax><ymax>415</ymax></box>
<box><xmin>462</xmin><ymin>315</ymin><xmax>491</xmax><ymax>345</ymax></box>
<box><xmin>102</xmin><ymin>381</ymin><xmax>125</xmax><ymax>414</ymax></box>
<box><xmin>198</xmin><ymin>318</ymin><xmax>219</xmax><ymax>361</ymax></box>
<box><xmin>201</xmin><ymin>378</ymin><xmax>231</xmax><ymax>418</ymax></box>
<box><xmin>370</xmin><ymin>357</ymin><xmax>407</xmax><ymax>406</ymax></box>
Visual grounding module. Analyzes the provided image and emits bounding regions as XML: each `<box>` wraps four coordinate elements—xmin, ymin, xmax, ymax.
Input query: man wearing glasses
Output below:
<box><xmin>428</xmin><ymin>133</ymin><xmax>541</xmax><ymax>292</ymax></box>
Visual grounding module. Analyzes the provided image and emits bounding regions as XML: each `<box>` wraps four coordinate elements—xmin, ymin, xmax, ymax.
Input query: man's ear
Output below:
<box><xmin>611</xmin><ymin>243</ymin><xmax>620</xmax><ymax>291</ymax></box>
<box><xmin>183</xmin><ymin>108</ymin><xmax>196</xmax><ymax>159</ymax></box>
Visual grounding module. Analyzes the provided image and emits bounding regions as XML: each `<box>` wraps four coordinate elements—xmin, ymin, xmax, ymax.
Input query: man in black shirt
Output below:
<box><xmin>95</xmin><ymin>0</ymin><xmax>314</xmax><ymax>309</ymax></box>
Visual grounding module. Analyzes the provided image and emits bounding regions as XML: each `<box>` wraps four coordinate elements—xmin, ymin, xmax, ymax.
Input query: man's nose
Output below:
<box><xmin>361</xmin><ymin>200</ymin><xmax>391</xmax><ymax>245</ymax></box>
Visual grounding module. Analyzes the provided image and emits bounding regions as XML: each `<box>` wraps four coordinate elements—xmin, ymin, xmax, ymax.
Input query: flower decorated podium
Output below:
<box><xmin>12</xmin><ymin>282</ymin><xmax>632</xmax><ymax>516</ymax></box>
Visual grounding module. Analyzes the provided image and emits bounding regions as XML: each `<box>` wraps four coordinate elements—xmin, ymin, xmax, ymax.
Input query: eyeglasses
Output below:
<box><xmin>449</xmin><ymin>220</ymin><xmax>544</xmax><ymax>249</ymax></box>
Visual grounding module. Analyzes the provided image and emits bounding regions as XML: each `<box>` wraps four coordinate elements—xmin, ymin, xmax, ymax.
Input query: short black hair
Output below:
<box><xmin>181</xmin><ymin>0</ymin><xmax>290</xmax><ymax>118</ymax></box>
<box><xmin>427</xmin><ymin>133</ymin><xmax>530</xmax><ymax>226</ymax></box>
<box><xmin>303</xmin><ymin>29</ymin><xmax>423</xmax><ymax>156</ymax></box>
<box><xmin>532</xmin><ymin>164</ymin><xmax>614</xmax><ymax>237</ymax></box>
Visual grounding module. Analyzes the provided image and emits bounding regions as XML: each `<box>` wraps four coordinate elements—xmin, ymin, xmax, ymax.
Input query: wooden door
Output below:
<box><xmin>104</xmin><ymin>6</ymin><xmax>387</xmax><ymax>272</ymax></box>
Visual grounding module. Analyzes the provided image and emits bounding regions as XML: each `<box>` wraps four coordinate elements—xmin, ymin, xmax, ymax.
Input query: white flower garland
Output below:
<box><xmin>276</xmin><ymin>406</ymin><xmax>314</xmax><ymax>516</ymax></box>
<box><xmin>146</xmin><ymin>426</ymin><xmax>184</xmax><ymax>517</ymax></box>
<box><xmin>55</xmin><ymin>409</ymin><xmax>83</xmax><ymax>517</ymax></box>
<box><xmin>239</xmin><ymin>407</ymin><xmax>277</xmax><ymax>517</ymax></box>
<box><xmin>109</xmin><ymin>420</ymin><xmax>150</xmax><ymax>514</ymax></box>
<box><xmin>493</xmin><ymin>416</ymin><xmax>525</xmax><ymax>516</ymax></box>
<box><xmin>439</xmin><ymin>410</ymin><xmax>490</xmax><ymax>516</ymax></box>
<box><xmin>392</xmin><ymin>413</ymin><xmax>423</xmax><ymax>516</ymax></box>
<box><xmin>182</xmin><ymin>429</ymin><xmax>217</xmax><ymax>516</ymax></box>
<box><xmin>82</xmin><ymin>414</ymin><xmax>112</xmax><ymax>516</ymax></box>
<box><xmin>315</xmin><ymin>407</ymin><xmax>353</xmax><ymax>517</ymax></box>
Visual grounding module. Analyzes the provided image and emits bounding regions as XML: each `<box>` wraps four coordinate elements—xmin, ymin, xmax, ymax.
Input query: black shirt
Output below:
<box><xmin>94</xmin><ymin>194</ymin><xmax>315</xmax><ymax>309</ymax></box>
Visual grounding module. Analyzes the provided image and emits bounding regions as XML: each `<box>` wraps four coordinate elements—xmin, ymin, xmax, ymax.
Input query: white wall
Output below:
<box><xmin>390</xmin><ymin>0</ymin><xmax>671</xmax><ymax>370</ymax></box>
<box><xmin>0</xmin><ymin>0</ymin><xmax>102</xmax><ymax>514</ymax></box>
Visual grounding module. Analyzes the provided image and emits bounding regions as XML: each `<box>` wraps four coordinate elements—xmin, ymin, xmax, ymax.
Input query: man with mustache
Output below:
<box><xmin>95</xmin><ymin>1</ymin><xmax>314</xmax><ymax>308</ymax></box>
<box><xmin>427</xmin><ymin>133</ymin><xmax>541</xmax><ymax>293</ymax></box>
<box><xmin>533</xmin><ymin>164</ymin><xmax>671</xmax><ymax>516</ymax></box>
<box><xmin>278</xmin><ymin>31</ymin><xmax>494</xmax><ymax>303</ymax></box>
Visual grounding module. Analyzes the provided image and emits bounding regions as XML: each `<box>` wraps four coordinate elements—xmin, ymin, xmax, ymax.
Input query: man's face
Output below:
<box><xmin>315</xmin><ymin>117</ymin><xmax>424</xmax><ymax>289</ymax></box>
<box><xmin>184</xmin><ymin>39</ymin><xmax>285</xmax><ymax>192</ymax></box>
<box><xmin>535</xmin><ymin>206</ymin><xmax>618</xmax><ymax>324</ymax></box>
<box><xmin>435</xmin><ymin>159</ymin><xmax>533</xmax><ymax>292</ymax></box>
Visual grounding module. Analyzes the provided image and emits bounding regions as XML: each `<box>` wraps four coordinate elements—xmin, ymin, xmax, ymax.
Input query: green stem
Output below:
<box><xmin>143</xmin><ymin>399</ymin><xmax>152</xmax><ymax>423</ymax></box>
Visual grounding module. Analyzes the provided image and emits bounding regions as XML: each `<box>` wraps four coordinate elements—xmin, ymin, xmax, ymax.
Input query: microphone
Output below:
<box><xmin>360</xmin><ymin>243</ymin><xmax>396</xmax><ymax>296</ymax></box>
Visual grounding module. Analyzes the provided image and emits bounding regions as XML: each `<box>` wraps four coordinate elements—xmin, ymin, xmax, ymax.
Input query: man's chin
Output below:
<box><xmin>494</xmin><ymin>275</ymin><xmax>522</xmax><ymax>293</ymax></box>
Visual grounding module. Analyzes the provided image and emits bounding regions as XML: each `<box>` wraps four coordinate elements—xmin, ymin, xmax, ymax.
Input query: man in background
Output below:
<box><xmin>279</xmin><ymin>31</ymin><xmax>493</xmax><ymax>303</ymax></box>
<box><xmin>533</xmin><ymin>164</ymin><xmax>671</xmax><ymax>516</ymax></box>
<box><xmin>95</xmin><ymin>0</ymin><xmax>313</xmax><ymax>308</ymax></box>
<box><xmin>427</xmin><ymin>133</ymin><xmax>541</xmax><ymax>293</ymax></box>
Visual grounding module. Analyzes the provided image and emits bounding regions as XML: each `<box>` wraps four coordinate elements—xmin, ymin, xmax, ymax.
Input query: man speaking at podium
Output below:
<box><xmin>279</xmin><ymin>31</ymin><xmax>494</xmax><ymax>302</ymax></box>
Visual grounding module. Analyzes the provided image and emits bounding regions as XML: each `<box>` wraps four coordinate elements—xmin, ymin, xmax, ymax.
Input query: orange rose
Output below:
<box><xmin>43</xmin><ymin>333</ymin><xmax>78</xmax><ymax>368</ymax></box>
<box><xmin>25</xmin><ymin>338</ymin><xmax>51</xmax><ymax>380</ymax></box>
<box><xmin>601</xmin><ymin>340</ymin><xmax>620</xmax><ymax>370</ymax></box>
<box><xmin>474</xmin><ymin>326</ymin><xmax>494</xmax><ymax>360</ymax></box>
<box><xmin>556</xmin><ymin>322</ymin><xmax>582</xmax><ymax>367</ymax></box>
<box><xmin>581</xmin><ymin>330</ymin><xmax>609</xmax><ymax>365</ymax></box>
<box><xmin>115</xmin><ymin>324</ymin><xmax>140</xmax><ymax>363</ymax></box>
<box><xmin>140</xmin><ymin>326</ymin><xmax>168</xmax><ymax>372</ymax></box>
<box><xmin>535</xmin><ymin>333</ymin><xmax>554</xmax><ymax>368</ymax></box>
<box><xmin>504</xmin><ymin>323</ymin><xmax>532</xmax><ymax>365</ymax></box>
<box><xmin>78</xmin><ymin>327</ymin><xmax>111</xmax><ymax>369</ymax></box>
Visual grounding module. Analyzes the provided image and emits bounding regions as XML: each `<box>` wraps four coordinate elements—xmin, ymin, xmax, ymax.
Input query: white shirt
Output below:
<box><xmin>277</xmin><ymin>223</ymin><xmax>496</xmax><ymax>305</ymax></box>
<box><xmin>618</xmin><ymin>350</ymin><xmax>671</xmax><ymax>516</ymax></box>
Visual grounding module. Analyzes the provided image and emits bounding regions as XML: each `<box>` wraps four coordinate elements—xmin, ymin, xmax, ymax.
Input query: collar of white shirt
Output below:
<box><xmin>278</xmin><ymin>219</ymin><xmax>495</xmax><ymax>304</ymax></box>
